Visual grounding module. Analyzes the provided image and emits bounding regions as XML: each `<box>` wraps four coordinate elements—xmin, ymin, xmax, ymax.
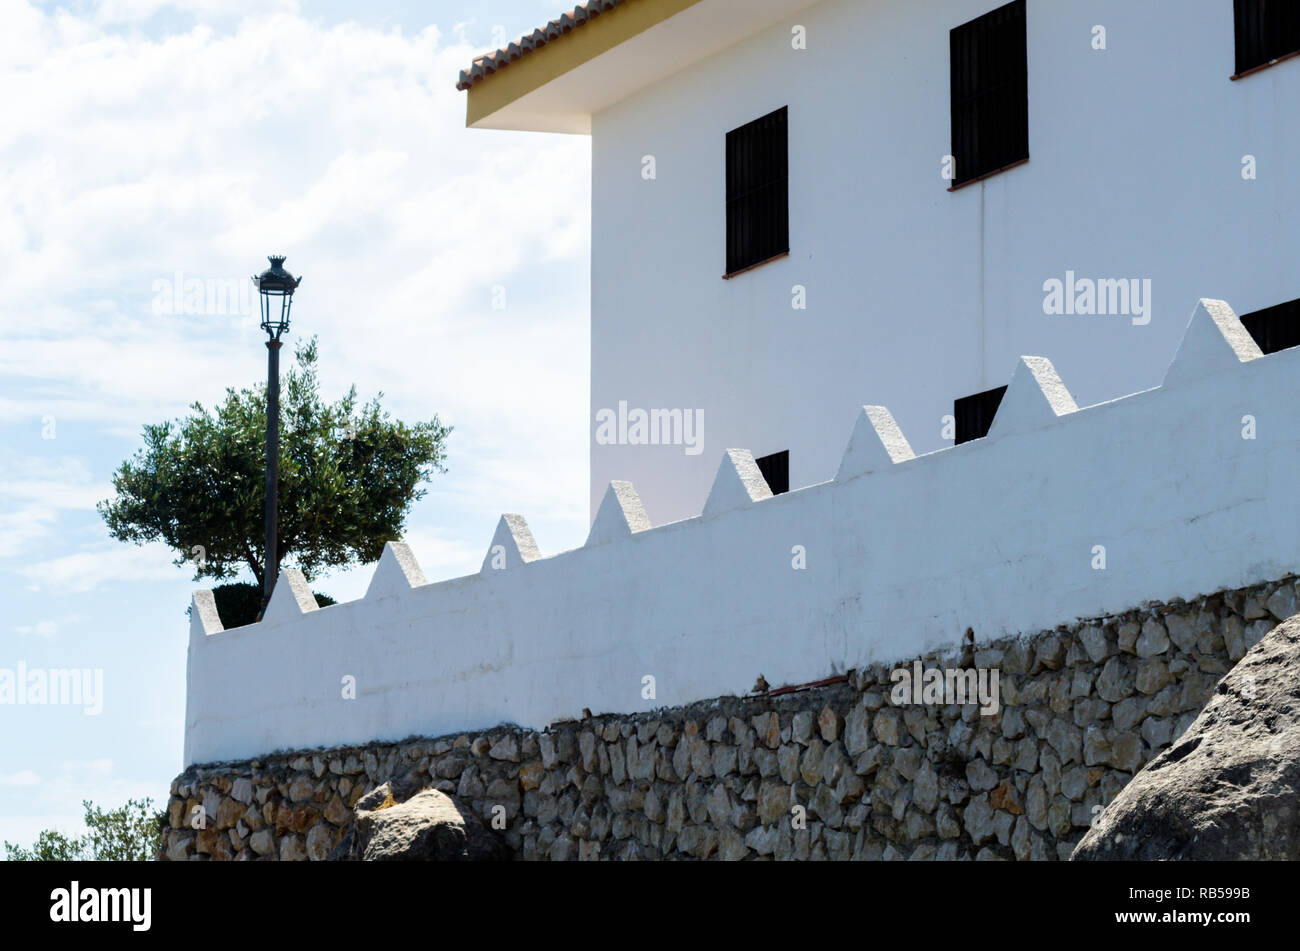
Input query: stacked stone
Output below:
<box><xmin>161</xmin><ymin>576</ymin><xmax>1298</xmax><ymax>861</ymax></box>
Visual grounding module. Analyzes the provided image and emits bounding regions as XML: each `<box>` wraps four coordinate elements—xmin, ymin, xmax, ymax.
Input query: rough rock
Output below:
<box><xmin>338</xmin><ymin>781</ymin><xmax>511</xmax><ymax>861</ymax></box>
<box><xmin>1073</xmin><ymin>615</ymin><xmax>1300</xmax><ymax>860</ymax></box>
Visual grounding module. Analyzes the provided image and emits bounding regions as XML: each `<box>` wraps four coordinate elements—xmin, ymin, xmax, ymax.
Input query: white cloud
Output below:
<box><xmin>0</xmin><ymin>3</ymin><xmax>590</xmax><ymax>553</ymax></box>
<box><xmin>18</xmin><ymin>542</ymin><xmax>187</xmax><ymax>593</ymax></box>
<box><xmin>0</xmin><ymin>770</ymin><xmax>41</xmax><ymax>788</ymax></box>
<box><xmin>0</xmin><ymin>455</ymin><xmax>107</xmax><ymax>508</ymax></box>
<box><xmin>0</xmin><ymin>453</ymin><xmax>111</xmax><ymax>557</ymax></box>
<box><xmin>0</xmin><ymin>504</ymin><xmax>59</xmax><ymax>559</ymax></box>
<box><xmin>61</xmin><ymin>758</ymin><xmax>115</xmax><ymax>777</ymax></box>
<box><xmin>12</xmin><ymin>611</ymin><xmax>87</xmax><ymax>638</ymax></box>
<box><xmin>92</xmin><ymin>0</ymin><xmax>299</xmax><ymax>27</ymax></box>
<box><xmin>399</xmin><ymin>527</ymin><xmax>486</xmax><ymax>574</ymax></box>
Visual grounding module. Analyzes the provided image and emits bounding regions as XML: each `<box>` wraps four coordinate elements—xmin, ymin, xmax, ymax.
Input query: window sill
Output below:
<box><xmin>722</xmin><ymin>250</ymin><xmax>789</xmax><ymax>279</ymax></box>
<box><xmin>1231</xmin><ymin>49</ymin><xmax>1300</xmax><ymax>80</ymax></box>
<box><xmin>947</xmin><ymin>157</ymin><xmax>1029</xmax><ymax>192</ymax></box>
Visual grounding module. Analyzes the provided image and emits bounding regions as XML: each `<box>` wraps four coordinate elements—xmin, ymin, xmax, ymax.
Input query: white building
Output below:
<box><xmin>458</xmin><ymin>0</ymin><xmax>1300</xmax><ymax>527</ymax></box>
<box><xmin>177</xmin><ymin>0</ymin><xmax>1300</xmax><ymax>766</ymax></box>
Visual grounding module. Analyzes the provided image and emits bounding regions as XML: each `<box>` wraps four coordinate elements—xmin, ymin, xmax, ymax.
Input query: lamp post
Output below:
<box><xmin>252</xmin><ymin>255</ymin><xmax>302</xmax><ymax>607</ymax></box>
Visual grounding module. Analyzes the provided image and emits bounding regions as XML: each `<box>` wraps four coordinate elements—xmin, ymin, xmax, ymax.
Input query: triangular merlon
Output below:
<box><xmin>703</xmin><ymin>449</ymin><xmax>774</xmax><ymax>518</ymax></box>
<box><xmin>1162</xmin><ymin>298</ymin><xmax>1263</xmax><ymax>387</ymax></box>
<box><xmin>586</xmin><ymin>481</ymin><xmax>652</xmax><ymax>547</ymax></box>
<box><xmin>365</xmin><ymin>540</ymin><xmax>428</xmax><ymax>600</ymax></box>
<box><xmin>190</xmin><ymin>589</ymin><xmax>224</xmax><ymax>638</ymax></box>
<box><xmin>836</xmin><ymin>405</ymin><xmax>915</xmax><ymax>481</ymax></box>
<box><xmin>986</xmin><ymin>356</ymin><xmax>1078</xmax><ymax>439</ymax></box>
<box><xmin>482</xmin><ymin>514</ymin><xmax>543</xmax><ymax>572</ymax></box>
<box><xmin>262</xmin><ymin>568</ymin><xmax>318</xmax><ymax>624</ymax></box>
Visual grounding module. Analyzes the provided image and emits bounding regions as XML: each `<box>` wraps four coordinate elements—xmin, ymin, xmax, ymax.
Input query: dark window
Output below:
<box><xmin>726</xmin><ymin>106</ymin><xmax>789</xmax><ymax>275</ymax></box>
<box><xmin>1234</xmin><ymin>0</ymin><xmax>1300</xmax><ymax>75</ymax></box>
<box><xmin>950</xmin><ymin>0</ymin><xmax>1028</xmax><ymax>187</ymax></box>
<box><xmin>755</xmin><ymin>450</ymin><xmax>789</xmax><ymax>495</ymax></box>
<box><xmin>1240</xmin><ymin>297</ymin><xmax>1300</xmax><ymax>354</ymax></box>
<box><xmin>955</xmin><ymin>385</ymin><xmax>1008</xmax><ymax>444</ymax></box>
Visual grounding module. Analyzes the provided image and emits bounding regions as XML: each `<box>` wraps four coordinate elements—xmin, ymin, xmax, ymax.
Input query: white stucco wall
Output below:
<box><xmin>589</xmin><ymin>0</ymin><xmax>1300</xmax><ymax>526</ymax></box>
<box><xmin>185</xmin><ymin>300</ymin><xmax>1300</xmax><ymax>765</ymax></box>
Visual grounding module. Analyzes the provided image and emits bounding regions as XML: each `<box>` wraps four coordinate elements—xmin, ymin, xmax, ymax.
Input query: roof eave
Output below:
<box><xmin>464</xmin><ymin>0</ymin><xmax>705</xmax><ymax>133</ymax></box>
<box><xmin>461</xmin><ymin>0</ymin><xmax>824</xmax><ymax>134</ymax></box>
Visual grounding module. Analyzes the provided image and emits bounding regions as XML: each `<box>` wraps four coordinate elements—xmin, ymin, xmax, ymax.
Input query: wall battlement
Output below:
<box><xmin>166</xmin><ymin>575</ymin><xmax>1297</xmax><ymax>861</ymax></box>
<box><xmin>185</xmin><ymin>299</ymin><xmax>1300</xmax><ymax>766</ymax></box>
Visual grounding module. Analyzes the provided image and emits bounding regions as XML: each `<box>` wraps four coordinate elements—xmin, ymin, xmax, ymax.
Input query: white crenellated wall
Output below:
<box><xmin>184</xmin><ymin>299</ymin><xmax>1300</xmax><ymax>765</ymax></box>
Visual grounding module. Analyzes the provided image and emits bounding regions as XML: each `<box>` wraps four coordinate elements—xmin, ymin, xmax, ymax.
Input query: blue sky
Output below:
<box><xmin>0</xmin><ymin>0</ymin><xmax>591</xmax><ymax>848</ymax></box>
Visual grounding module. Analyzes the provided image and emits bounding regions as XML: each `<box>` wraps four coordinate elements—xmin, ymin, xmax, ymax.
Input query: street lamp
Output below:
<box><xmin>252</xmin><ymin>254</ymin><xmax>302</xmax><ymax>607</ymax></box>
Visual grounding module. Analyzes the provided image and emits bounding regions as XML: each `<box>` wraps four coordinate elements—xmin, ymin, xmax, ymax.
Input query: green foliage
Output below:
<box><xmin>210</xmin><ymin>581</ymin><xmax>335</xmax><ymax>628</ymax></box>
<box><xmin>210</xmin><ymin>581</ymin><xmax>264</xmax><ymax>629</ymax></box>
<box><xmin>3</xmin><ymin>828</ymin><xmax>84</xmax><ymax>862</ymax></box>
<box><xmin>98</xmin><ymin>337</ymin><xmax>450</xmax><ymax>588</ymax></box>
<box><xmin>4</xmin><ymin>798</ymin><xmax>165</xmax><ymax>861</ymax></box>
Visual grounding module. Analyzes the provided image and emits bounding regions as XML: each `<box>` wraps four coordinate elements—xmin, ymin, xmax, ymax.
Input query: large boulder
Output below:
<box><xmin>330</xmin><ymin>780</ymin><xmax>511</xmax><ymax>861</ymax></box>
<box><xmin>1073</xmin><ymin>613</ymin><xmax>1300</xmax><ymax>860</ymax></box>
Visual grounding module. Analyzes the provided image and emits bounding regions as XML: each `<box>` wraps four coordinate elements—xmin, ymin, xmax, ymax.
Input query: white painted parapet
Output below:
<box><xmin>835</xmin><ymin>406</ymin><xmax>914</xmax><ymax>481</ymax></box>
<box><xmin>184</xmin><ymin>299</ymin><xmax>1300</xmax><ymax>765</ymax></box>
<box><xmin>367</xmin><ymin>541</ymin><xmax>428</xmax><ymax>599</ymax></box>
<box><xmin>482</xmin><ymin>515</ymin><xmax>541</xmax><ymax>571</ymax></box>
<box><xmin>587</xmin><ymin>481</ymin><xmax>652</xmax><ymax>545</ymax></box>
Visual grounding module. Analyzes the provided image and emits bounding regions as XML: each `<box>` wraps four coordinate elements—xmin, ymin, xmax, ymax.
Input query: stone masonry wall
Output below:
<box><xmin>161</xmin><ymin>576</ymin><xmax>1299</xmax><ymax>861</ymax></box>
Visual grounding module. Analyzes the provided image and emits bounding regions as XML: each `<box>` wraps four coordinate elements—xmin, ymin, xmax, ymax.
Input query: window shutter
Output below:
<box><xmin>1240</xmin><ymin>297</ymin><xmax>1300</xmax><ymax>354</ymax></box>
<box><xmin>726</xmin><ymin>106</ymin><xmax>789</xmax><ymax>275</ymax></box>
<box><xmin>1234</xmin><ymin>0</ymin><xmax>1300</xmax><ymax>75</ymax></box>
<box><xmin>755</xmin><ymin>450</ymin><xmax>790</xmax><ymax>495</ymax></box>
<box><xmin>955</xmin><ymin>385</ymin><xmax>1008</xmax><ymax>444</ymax></box>
<box><xmin>950</xmin><ymin>0</ymin><xmax>1028</xmax><ymax>186</ymax></box>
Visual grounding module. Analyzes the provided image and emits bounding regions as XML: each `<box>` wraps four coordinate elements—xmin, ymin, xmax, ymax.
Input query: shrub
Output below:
<box><xmin>209</xmin><ymin>581</ymin><xmax>335</xmax><ymax>628</ymax></box>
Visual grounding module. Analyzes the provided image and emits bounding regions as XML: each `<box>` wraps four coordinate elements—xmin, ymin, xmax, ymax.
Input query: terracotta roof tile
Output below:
<box><xmin>456</xmin><ymin>0</ymin><xmax>625</xmax><ymax>91</ymax></box>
